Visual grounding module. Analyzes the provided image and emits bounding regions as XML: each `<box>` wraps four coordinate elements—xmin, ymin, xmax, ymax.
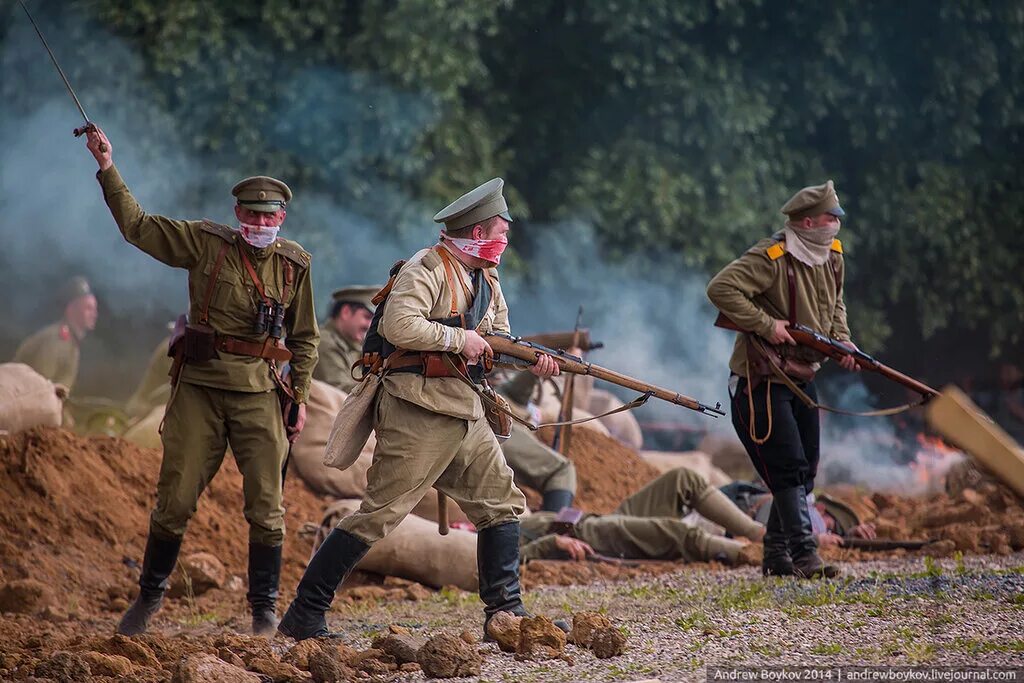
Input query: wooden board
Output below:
<box><xmin>925</xmin><ymin>385</ymin><xmax>1024</xmax><ymax>499</ymax></box>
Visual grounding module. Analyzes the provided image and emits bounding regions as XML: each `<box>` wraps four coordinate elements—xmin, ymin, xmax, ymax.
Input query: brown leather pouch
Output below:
<box><xmin>183</xmin><ymin>323</ymin><xmax>218</xmax><ymax>362</ymax></box>
<box><xmin>422</xmin><ymin>352</ymin><xmax>451</xmax><ymax>378</ymax></box>
<box><xmin>746</xmin><ymin>338</ymin><xmax>815</xmax><ymax>390</ymax></box>
<box><xmin>483</xmin><ymin>386</ymin><xmax>513</xmax><ymax>443</ymax></box>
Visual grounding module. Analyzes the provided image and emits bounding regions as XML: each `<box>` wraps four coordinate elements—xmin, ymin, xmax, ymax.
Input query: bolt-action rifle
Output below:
<box><xmin>484</xmin><ymin>332</ymin><xmax>724</xmax><ymax>417</ymax></box>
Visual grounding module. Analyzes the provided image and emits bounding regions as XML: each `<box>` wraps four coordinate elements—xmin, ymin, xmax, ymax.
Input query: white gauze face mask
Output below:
<box><xmin>238</xmin><ymin>222</ymin><xmax>281</xmax><ymax>249</ymax></box>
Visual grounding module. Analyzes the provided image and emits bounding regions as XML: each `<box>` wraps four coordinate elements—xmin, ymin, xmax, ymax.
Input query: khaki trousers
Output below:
<box><xmin>153</xmin><ymin>381</ymin><xmax>288</xmax><ymax>545</ymax></box>
<box><xmin>340</xmin><ymin>391</ymin><xmax>527</xmax><ymax>544</ymax></box>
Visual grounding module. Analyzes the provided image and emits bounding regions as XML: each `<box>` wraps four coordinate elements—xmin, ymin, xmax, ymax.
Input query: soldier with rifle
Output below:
<box><xmin>706</xmin><ymin>180</ymin><xmax>857</xmax><ymax>580</ymax></box>
<box><xmin>82</xmin><ymin>126</ymin><xmax>319</xmax><ymax>637</ymax></box>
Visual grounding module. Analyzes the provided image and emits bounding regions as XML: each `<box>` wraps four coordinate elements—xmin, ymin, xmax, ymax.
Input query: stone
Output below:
<box><xmin>589</xmin><ymin>626</ymin><xmax>627</xmax><ymax>659</ymax></box>
<box><xmin>459</xmin><ymin>630</ymin><xmax>479</xmax><ymax>645</ymax></box>
<box><xmin>417</xmin><ymin>632</ymin><xmax>482</xmax><ymax>678</ymax></box>
<box><xmin>485</xmin><ymin>611</ymin><xmax>523</xmax><ymax>653</ymax></box>
<box><xmin>282</xmin><ymin>639</ymin><xmax>324</xmax><ymax>670</ymax></box>
<box><xmin>247</xmin><ymin>656</ymin><xmax>308</xmax><ymax>682</ymax></box>
<box><xmin>403</xmin><ymin>583</ymin><xmax>433</xmax><ymax>601</ymax></box>
<box><xmin>169</xmin><ymin>553</ymin><xmax>226</xmax><ymax>598</ymax></box>
<box><xmin>217</xmin><ymin>648</ymin><xmax>246</xmax><ymax>669</ymax></box>
<box><xmin>33</xmin><ymin>651</ymin><xmax>91</xmax><ymax>682</ymax></box>
<box><xmin>0</xmin><ymin>579</ymin><xmax>52</xmax><ymax>614</ymax></box>
<box><xmin>40</xmin><ymin>604</ymin><xmax>68</xmax><ymax>622</ymax></box>
<box><xmin>568</xmin><ymin>611</ymin><xmax>613</xmax><ymax>648</ymax></box>
<box><xmin>400</xmin><ymin>662</ymin><xmax>422</xmax><ymax>673</ymax></box>
<box><xmin>94</xmin><ymin>635</ymin><xmax>161</xmax><ymax>669</ymax></box>
<box><xmin>307</xmin><ymin>648</ymin><xmax>354</xmax><ymax>683</ymax></box>
<box><xmin>371</xmin><ymin>632</ymin><xmax>425</xmax><ymax>665</ymax></box>
<box><xmin>171</xmin><ymin>653</ymin><xmax>261</xmax><ymax>683</ymax></box>
<box><xmin>517</xmin><ymin>616</ymin><xmax>566</xmax><ymax>660</ymax></box>
<box><xmin>80</xmin><ymin>652</ymin><xmax>134</xmax><ymax>677</ymax></box>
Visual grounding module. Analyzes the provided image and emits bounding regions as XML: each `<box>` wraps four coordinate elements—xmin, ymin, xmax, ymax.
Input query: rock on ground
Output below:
<box><xmin>485</xmin><ymin>610</ymin><xmax>523</xmax><ymax>653</ymax></box>
<box><xmin>518</xmin><ymin>615</ymin><xmax>567</xmax><ymax>660</ymax></box>
<box><xmin>590</xmin><ymin>626</ymin><xmax>628</xmax><ymax>658</ymax></box>
<box><xmin>169</xmin><ymin>552</ymin><xmax>226</xmax><ymax>597</ymax></box>
<box><xmin>0</xmin><ymin>579</ymin><xmax>52</xmax><ymax>614</ymax></box>
<box><xmin>80</xmin><ymin>651</ymin><xmax>134</xmax><ymax>677</ymax></box>
<box><xmin>569</xmin><ymin>611</ymin><xmax>614</xmax><ymax>648</ymax></box>
<box><xmin>92</xmin><ymin>634</ymin><xmax>161</xmax><ymax>668</ymax></box>
<box><xmin>33</xmin><ymin>650</ymin><xmax>91</xmax><ymax>682</ymax></box>
<box><xmin>307</xmin><ymin>648</ymin><xmax>355</xmax><ymax>683</ymax></box>
<box><xmin>372</xmin><ymin>630</ymin><xmax>425</xmax><ymax>664</ymax></box>
<box><xmin>171</xmin><ymin>652</ymin><xmax>261</xmax><ymax>683</ymax></box>
<box><xmin>418</xmin><ymin>632</ymin><xmax>483</xmax><ymax>678</ymax></box>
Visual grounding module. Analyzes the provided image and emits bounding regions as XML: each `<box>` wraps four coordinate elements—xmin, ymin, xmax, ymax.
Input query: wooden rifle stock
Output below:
<box><xmin>715</xmin><ymin>314</ymin><xmax>939</xmax><ymax>399</ymax></box>
<box><xmin>484</xmin><ymin>333</ymin><xmax>725</xmax><ymax>417</ymax></box>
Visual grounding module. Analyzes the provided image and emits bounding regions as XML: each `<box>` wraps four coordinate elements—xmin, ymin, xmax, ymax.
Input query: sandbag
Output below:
<box><xmin>316</xmin><ymin>499</ymin><xmax>478</xmax><ymax>591</ymax></box>
<box><xmin>640</xmin><ymin>450</ymin><xmax>733</xmax><ymax>487</ymax></box>
<box><xmin>588</xmin><ymin>388</ymin><xmax>644</xmax><ymax>449</ymax></box>
<box><xmin>0</xmin><ymin>363</ymin><xmax>63</xmax><ymax>434</ymax></box>
<box><xmin>121</xmin><ymin>405</ymin><xmax>165</xmax><ymax>449</ymax></box>
<box><xmin>697</xmin><ymin>432</ymin><xmax>758</xmax><ymax>481</ymax></box>
<box><xmin>292</xmin><ymin>380</ymin><xmax>376</xmax><ymax>498</ymax></box>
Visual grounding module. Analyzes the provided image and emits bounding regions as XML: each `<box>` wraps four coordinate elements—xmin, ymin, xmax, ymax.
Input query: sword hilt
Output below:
<box><xmin>74</xmin><ymin>122</ymin><xmax>107</xmax><ymax>153</ymax></box>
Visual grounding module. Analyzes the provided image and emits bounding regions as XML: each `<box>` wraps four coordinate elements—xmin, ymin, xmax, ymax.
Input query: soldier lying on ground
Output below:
<box><xmin>520</xmin><ymin>467</ymin><xmax>766</xmax><ymax>566</ymax></box>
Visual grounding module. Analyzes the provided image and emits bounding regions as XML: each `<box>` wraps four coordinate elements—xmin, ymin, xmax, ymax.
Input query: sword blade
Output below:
<box><xmin>18</xmin><ymin>0</ymin><xmax>91</xmax><ymax>123</ymax></box>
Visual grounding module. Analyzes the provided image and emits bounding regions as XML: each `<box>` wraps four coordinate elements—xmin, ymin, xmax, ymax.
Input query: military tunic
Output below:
<box><xmin>706</xmin><ymin>234</ymin><xmax>849</xmax><ymax>493</ymax></box>
<box><xmin>14</xmin><ymin>322</ymin><xmax>80</xmax><ymax>390</ymax></box>
<box><xmin>98</xmin><ymin>164</ymin><xmax>319</xmax><ymax>546</ymax></box>
<box><xmin>520</xmin><ymin>468</ymin><xmax>726</xmax><ymax>562</ymax></box>
<box><xmin>312</xmin><ymin>325</ymin><xmax>362</xmax><ymax>393</ymax></box>
<box><xmin>339</xmin><ymin>244</ymin><xmax>526</xmax><ymax>544</ymax></box>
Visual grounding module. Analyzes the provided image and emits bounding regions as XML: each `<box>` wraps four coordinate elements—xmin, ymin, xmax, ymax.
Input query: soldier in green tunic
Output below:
<box><xmin>707</xmin><ymin>179</ymin><xmax>859</xmax><ymax>580</ymax></box>
<box><xmin>312</xmin><ymin>286</ymin><xmax>378</xmax><ymax>393</ymax></box>
<box><xmin>84</xmin><ymin>126</ymin><xmax>319</xmax><ymax>636</ymax></box>
<box><xmin>14</xmin><ymin>276</ymin><xmax>98</xmax><ymax>392</ymax></box>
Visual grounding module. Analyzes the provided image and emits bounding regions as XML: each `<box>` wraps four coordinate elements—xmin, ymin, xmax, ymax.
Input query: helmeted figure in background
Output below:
<box><xmin>83</xmin><ymin>126</ymin><xmax>319</xmax><ymax>636</ymax></box>
<box><xmin>707</xmin><ymin>180</ymin><xmax>860</xmax><ymax>579</ymax></box>
<box><xmin>279</xmin><ymin>178</ymin><xmax>563</xmax><ymax>640</ymax></box>
<box><xmin>14</xmin><ymin>275</ymin><xmax>98</xmax><ymax>392</ymax></box>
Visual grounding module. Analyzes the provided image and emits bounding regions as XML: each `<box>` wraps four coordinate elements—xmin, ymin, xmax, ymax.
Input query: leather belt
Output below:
<box><xmin>216</xmin><ymin>335</ymin><xmax>292</xmax><ymax>362</ymax></box>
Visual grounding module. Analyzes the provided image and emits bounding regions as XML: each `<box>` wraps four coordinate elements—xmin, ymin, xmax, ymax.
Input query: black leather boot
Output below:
<box><xmin>761</xmin><ymin>500</ymin><xmax>794</xmax><ymax>577</ymax></box>
<box><xmin>540</xmin><ymin>489</ymin><xmax>574</xmax><ymax>513</ymax></box>
<box><xmin>478</xmin><ymin>521</ymin><xmax>568</xmax><ymax>638</ymax></box>
<box><xmin>278</xmin><ymin>529</ymin><xmax>369</xmax><ymax>640</ymax></box>
<box><xmin>774</xmin><ymin>486</ymin><xmax>839</xmax><ymax>579</ymax></box>
<box><xmin>117</xmin><ymin>532</ymin><xmax>182</xmax><ymax>635</ymax></box>
<box><xmin>248</xmin><ymin>543</ymin><xmax>282</xmax><ymax>637</ymax></box>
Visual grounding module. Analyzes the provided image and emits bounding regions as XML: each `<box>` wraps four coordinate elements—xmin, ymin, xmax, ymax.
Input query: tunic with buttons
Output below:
<box><xmin>313</xmin><ymin>325</ymin><xmax>362</xmax><ymax>393</ymax></box>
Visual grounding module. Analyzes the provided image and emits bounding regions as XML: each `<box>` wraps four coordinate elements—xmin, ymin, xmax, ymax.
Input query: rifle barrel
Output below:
<box><xmin>486</xmin><ymin>333</ymin><xmax>724</xmax><ymax>417</ymax></box>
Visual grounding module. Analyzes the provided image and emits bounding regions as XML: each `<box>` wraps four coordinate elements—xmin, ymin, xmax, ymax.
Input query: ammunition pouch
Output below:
<box><xmin>746</xmin><ymin>338</ymin><xmax>816</xmax><ymax>391</ymax></box>
<box><xmin>183</xmin><ymin>324</ymin><xmax>218</xmax><ymax>363</ymax></box>
<box><xmin>482</xmin><ymin>387</ymin><xmax>513</xmax><ymax>443</ymax></box>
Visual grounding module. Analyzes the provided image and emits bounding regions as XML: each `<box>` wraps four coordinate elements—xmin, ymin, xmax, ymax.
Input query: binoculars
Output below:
<box><xmin>254</xmin><ymin>300</ymin><xmax>286</xmax><ymax>339</ymax></box>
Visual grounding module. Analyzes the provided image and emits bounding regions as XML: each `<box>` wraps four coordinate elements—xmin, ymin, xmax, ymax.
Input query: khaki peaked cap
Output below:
<box><xmin>781</xmin><ymin>179</ymin><xmax>846</xmax><ymax>220</ymax></box>
<box><xmin>232</xmin><ymin>176</ymin><xmax>293</xmax><ymax>212</ymax></box>
<box><xmin>330</xmin><ymin>285</ymin><xmax>380</xmax><ymax>313</ymax></box>
<box><xmin>433</xmin><ymin>178</ymin><xmax>513</xmax><ymax>231</ymax></box>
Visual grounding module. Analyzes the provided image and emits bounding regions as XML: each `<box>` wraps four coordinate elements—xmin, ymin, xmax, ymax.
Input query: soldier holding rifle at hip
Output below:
<box><xmin>707</xmin><ymin>180</ymin><xmax>859</xmax><ymax>580</ymax></box>
<box><xmin>279</xmin><ymin>179</ymin><xmax>564</xmax><ymax>641</ymax></box>
<box><xmin>83</xmin><ymin>126</ymin><xmax>319</xmax><ymax>636</ymax></box>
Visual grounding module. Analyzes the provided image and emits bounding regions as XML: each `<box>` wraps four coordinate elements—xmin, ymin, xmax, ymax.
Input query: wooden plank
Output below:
<box><xmin>924</xmin><ymin>385</ymin><xmax>1024</xmax><ymax>499</ymax></box>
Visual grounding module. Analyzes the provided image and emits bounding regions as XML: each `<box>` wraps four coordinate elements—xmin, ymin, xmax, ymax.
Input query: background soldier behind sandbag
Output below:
<box><xmin>83</xmin><ymin>126</ymin><xmax>319</xmax><ymax>637</ymax></box>
<box><xmin>279</xmin><ymin>178</ymin><xmax>565</xmax><ymax>641</ymax></box>
<box><xmin>707</xmin><ymin>179</ymin><xmax>860</xmax><ymax>580</ymax></box>
<box><xmin>313</xmin><ymin>285</ymin><xmax>378</xmax><ymax>393</ymax></box>
<box><xmin>495</xmin><ymin>371</ymin><xmax>577</xmax><ymax>512</ymax></box>
<box><xmin>520</xmin><ymin>466</ymin><xmax>765</xmax><ymax>565</ymax></box>
<box><xmin>13</xmin><ymin>276</ymin><xmax>98</xmax><ymax>393</ymax></box>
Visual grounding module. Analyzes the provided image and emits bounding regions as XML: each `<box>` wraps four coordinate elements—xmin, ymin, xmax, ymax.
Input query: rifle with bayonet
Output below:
<box><xmin>484</xmin><ymin>332</ymin><xmax>725</xmax><ymax>417</ymax></box>
<box><xmin>716</xmin><ymin>314</ymin><xmax>939</xmax><ymax>402</ymax></box>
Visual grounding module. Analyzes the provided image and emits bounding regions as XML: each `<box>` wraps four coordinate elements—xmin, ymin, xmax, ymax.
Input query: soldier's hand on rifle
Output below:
<box><xmin>554</xmin><ymin>535</ymin><xmax>593</xmax><ymax>561</ymax></box>
<box><xmin>461</xmin><ymin>330</ymin><xmax>492</xmax><ymax>365</ymax></box>
<box><xmin>837</xmin><ymin>341</ymin><xmax>861</xmax><ymax>372</ymax></box>
<box><xmin>767</xmin><ymin>319</ymin><xmax>797</xmax><ymax>346</ymax></box>
<box><xmin>286</xmin><ymin>403</ymin><xmax>307</xmax><ymax>443</ymax></box>
<box><xmin>818</xmin><ymin>532</ymin><xmax>843</xmax><ymax>547</ymax></box>
<box><xmin>530</xmin><ymin>353</ymin><xmax>560</xmax><ymax>378</ymax></box>
<box><xmin>848</xmin><ymin>522</ymin><xmax>876</xmax><ymax>540</ymax></box>
<box><xmin>85</xmin><ymin>125</ymin><xmax>112</xmax><ymax>171</ymax></box>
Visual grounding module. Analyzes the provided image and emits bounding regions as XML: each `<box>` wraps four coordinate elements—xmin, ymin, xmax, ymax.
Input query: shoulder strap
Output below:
<box><xmin>199</xmin><ymin>220</ymin><xmax>237</xmax><ymax>242</ymax></box>
<box><xmin>434</xmin><ymin>245</ymin><xmax>473</xmax><ymax>316</ymax></box>
<box><xmin>785</xmin><ymin>257</ymin><xmax>797</xmax><ymax>326</ymax></box>
<box><xmin>236</xmin><ymin>243</ymin><xmax>272</xmax><ymax>306</ymax></box>
<box><xmin>200</xmin><ymin>241</ymin><xmax>233</xmax><ymax>325</ymax></box>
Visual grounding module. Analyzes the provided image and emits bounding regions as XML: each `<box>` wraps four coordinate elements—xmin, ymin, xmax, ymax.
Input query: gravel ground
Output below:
<box><xmin>316</xmin><ymin>553</ymin><xmax>1024</xmax><ymax>682</ymax></box>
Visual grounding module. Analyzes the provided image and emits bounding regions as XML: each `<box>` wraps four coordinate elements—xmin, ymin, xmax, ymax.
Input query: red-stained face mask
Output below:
<box><xmin>440</xmin><ymin>231</ymin><xmax>509</xmax><ymax>265</ymax></box>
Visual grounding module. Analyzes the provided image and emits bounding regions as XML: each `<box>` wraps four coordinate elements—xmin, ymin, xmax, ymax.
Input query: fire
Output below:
<box><xmin>910</xmin><ymin>432</ymin><xmax>965</xmax><ymax>492</ymax></box>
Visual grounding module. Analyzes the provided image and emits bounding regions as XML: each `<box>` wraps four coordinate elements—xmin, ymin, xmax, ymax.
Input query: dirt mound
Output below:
<box><xmin>0</xmin><ymin>427</ymin><xmax>335</xmax><ymax>620</ymax></box>
<box><xmin>539</xmin><ymin>426</ymin><xmax>662</xmax><ymax>513</ymax></box>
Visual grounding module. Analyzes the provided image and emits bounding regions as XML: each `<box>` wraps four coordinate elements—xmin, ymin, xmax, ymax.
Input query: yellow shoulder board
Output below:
<box><xmin>420</xmin><ymin>249</ymin><xmax>443</xmax><ymax>271</ymax></box>
<box><xmin>831</xmin><ymin>238</ymin><xmax>843</xmax><ymax>254</ymax></box>
<box><xmin>766</xmin><ymin>242</ymin><xmax>786</xmax><ymax>261</ymax></box>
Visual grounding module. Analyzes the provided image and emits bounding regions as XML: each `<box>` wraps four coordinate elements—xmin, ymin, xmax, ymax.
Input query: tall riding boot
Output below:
<box><xmin>540</xmin><ymin>489</ymin><xmax>574</xmax><ymax>513</ymax></box>
<box><xmin>761</xmin><ymin>500</ymin><xmax>794</xmax><ymax>577</ymax></box>
<box><xmin>248</xmin><ymin>543</ymin><xmax>282</xmax><ymax>637</ymax></box>
<box><xmin>277</xmin><ymin>529</ymin><xmax>369</xmax><ymax>641</ymax></box>
<box><xmin>478</xmin><ymin>521</ymin><xmax>568</xmax><ymax>638</ymax></box>
<box><xmin>774</xmin><ymin>486</ymin><xmax>839</xmax><ymax>579</ymax></box>
<box><xmin>117</xmin><ymin>532</ymin><xmax>182</xmax><ymax>635</ymax></box>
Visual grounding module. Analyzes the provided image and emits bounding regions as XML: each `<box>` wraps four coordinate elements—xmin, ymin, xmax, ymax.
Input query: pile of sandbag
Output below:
<box><xmin>640</xmin><ymin>450</ymin><xmax>732</xmax><ymax>487</ymax></box>
<box><xmin>0</xmin><ymin>363</ymin><xmax>63</xmax><ymax>434</ymax></box>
